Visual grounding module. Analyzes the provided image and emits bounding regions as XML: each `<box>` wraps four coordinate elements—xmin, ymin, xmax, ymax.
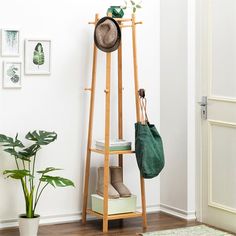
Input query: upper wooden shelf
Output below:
<box><xmin>90</xmin><ymin>148</ymin><xmax>135</xmax><ymax>155</ymax></box>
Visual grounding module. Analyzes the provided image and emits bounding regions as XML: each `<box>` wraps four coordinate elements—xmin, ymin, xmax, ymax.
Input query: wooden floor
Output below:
<box><xmin>0</xmin><ymin>212</ymin><xmax>201</xmax><ymax>236</ymax></box>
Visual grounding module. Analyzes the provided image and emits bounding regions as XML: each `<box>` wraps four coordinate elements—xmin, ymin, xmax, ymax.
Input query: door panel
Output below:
<box><xmin>211</xmin><ymin>0</ymin><xmax>236</xmax><ymax>99</ymax></box>
<box><xmin>210</xmin><ymin>121</ymin><xmax>236</xmax><ymax>212</ymax></box>
<box><xmin>207</xmin><ymin>101</ymin><xmax>236</xmax><ymax>123</ymax></box>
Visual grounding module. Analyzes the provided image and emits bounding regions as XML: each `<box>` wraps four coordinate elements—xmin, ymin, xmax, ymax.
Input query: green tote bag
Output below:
<box><xmin>135</xmin><ymin>90</ymin><xmax>165</xmax><ymax>179</ymax></box>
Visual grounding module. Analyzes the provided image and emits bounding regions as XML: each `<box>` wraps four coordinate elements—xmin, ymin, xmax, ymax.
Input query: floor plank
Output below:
<box><xmin>0</xmin><ymin>212</ymin><xmax>201</xmax><ymax>236</ymax></box>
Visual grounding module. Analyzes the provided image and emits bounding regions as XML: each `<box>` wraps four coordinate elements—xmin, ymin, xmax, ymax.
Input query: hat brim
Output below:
<box><xmin>94</xmin><ymin>16</ymin><xmax>121</xmax><ymax>53</ymax></box>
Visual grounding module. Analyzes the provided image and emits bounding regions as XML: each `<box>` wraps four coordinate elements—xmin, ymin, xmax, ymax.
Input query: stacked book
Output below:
<box><xmin>95</xmin><ymin>139</ymin><xmax>132</xmax><ymax>151</ymax></box>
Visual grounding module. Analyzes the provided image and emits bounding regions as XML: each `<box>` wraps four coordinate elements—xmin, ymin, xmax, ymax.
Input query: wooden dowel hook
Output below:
<box><xmin>84</xmin><ymin>88</ymin><xmax>92</xmax><ymax>91</ymax></box>
<box><xmin>120</xmin><ymin>25</ymin><xmax>132</xmax><ymax>28</ymax></box>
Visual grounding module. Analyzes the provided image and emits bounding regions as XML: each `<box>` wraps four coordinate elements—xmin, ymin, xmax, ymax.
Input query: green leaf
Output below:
<box><xmin>3</xmin><ymin>169</ymin><xmax>32</xmax><ymax>179</ymax></box>
<box><xmin>25</xmin><ymin>131</ymin><xmax>57</xmax><ymax>146</ymax></box>
<box><xmin>133</xmin><ymin>7</ymin><xmax>136</xmax><ymax>13</ymax></box>
<box><xmin>0</xmin><ymin>134</ymin><xmax>24</xmax><ymax>148</ymax></box>
<box><xmin>3</xmin><ymin>148</ymin><xmax>31</xmax><ymax>161</ymax></box>
<box><xmin>33</xmin><ymin>43</ymin><xmax>45</xmax><ymax>66</ymax></box>
<box><xmin>3</xmin><ymin>148</ymin><xmax>18</xmax><ymax>156</ymax></box>
<box><xmin>0</xmin><ymin>134</ymin><xmax>13</xmax><ymax>144</ymax></box>
<box><xmin>40</xmin><ymin>175</ymin><xmax>74</xmax><ymax>188</ymax></box>
<box><xmin>14</xmin><ymin>134</ymin><xmax>25</xmax><ymax>148</ymax></box>
<box><xmin>19</xmin><ymin>144</ymin><xmax>40</xmax><ymax>158</ymax></box>
<box><xmin>136</xmin><ymin>4</ymin><xmax>141</xmax><ymax>8</ymax></box>
<box><xmin>131</xmin><ymin>0</ymin><xmax>135</xmax><ymax>5</ymax></box>
<box><xmin>37</xmin><ymin>167</ymin><xmax>62</xmax><ymax>174</ymax></box>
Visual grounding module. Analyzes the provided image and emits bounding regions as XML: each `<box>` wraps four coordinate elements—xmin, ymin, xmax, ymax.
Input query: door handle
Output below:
<box><xmin>198</xmin><ymin>96</ymin><xmax>207</xmax><ymax>120</ymax></box>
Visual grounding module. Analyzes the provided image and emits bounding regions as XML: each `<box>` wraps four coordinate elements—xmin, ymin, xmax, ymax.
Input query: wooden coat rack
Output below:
<box><xmin>82</xmin><ymin>13</ymin><xmax>147</xmax><ymax>233</ymax></box>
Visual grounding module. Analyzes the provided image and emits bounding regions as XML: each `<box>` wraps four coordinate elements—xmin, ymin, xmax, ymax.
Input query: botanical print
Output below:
<box><xmin>3</xmin><ymin>62</ymin><xmax>21</xmax><ymax>88</ymax></box>
<box><xmin>7</xmin><ymin>65</ymin><xmax>20</xmax><ymax>83</ymax></box>
<box><xmin>2</xmin><ymin>29</ymin><xmax>20</xmax><ymax>56</ymax></box>
<box><xmin>25</xmin><ymin>39</ymin><xmax>51</xmax><ymax>75</ymax></box>
<box><xmin>33</xmin><ymin>43</ymin><xmax>45</xmax><ymax>68</ymax></box>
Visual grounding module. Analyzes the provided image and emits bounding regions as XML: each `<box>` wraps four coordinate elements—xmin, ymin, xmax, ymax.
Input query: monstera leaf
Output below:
<box><xmin>19</xmin><ymin>144</ymin><xmax>41</xmax><ymax>158</ymax></box>
<box><xmin>33</xmin><ymin>43</ymin><xmax>45</xmax><ymax>67</ymax></box>
<box><xmin>0</xmin><ymin>134</ymin><xmax>24</xmax><ymax>148</ymax></box>
<box><xmin>37</xmin><ymin>167</ymin><xmax>62</xmax><ymax>174</ymax></box>
<box><xmin>25</xmin><ymin>131</ymin><xmax>57</xmax><ymax>146</ymax></box>
<box><xmin>3</xmin><ymin>169</ymin><xmax>32</xmax><ymax>179</ymax></box>
<box><xmin>3</xmin><ymin>148</ymin><xmax>31</xmax><ymax>162</ymax></box>
<box><xmin>40</xmin><ymin>175</ymin><xmax>75</xmax><ymax>187</ymax></box>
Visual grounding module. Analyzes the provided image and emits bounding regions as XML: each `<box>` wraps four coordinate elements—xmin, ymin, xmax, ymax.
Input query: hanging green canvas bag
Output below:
<box><xmin>135</xmin><ymin>89</ymin><xmax>165</xmax><ymax>179</ymax></box>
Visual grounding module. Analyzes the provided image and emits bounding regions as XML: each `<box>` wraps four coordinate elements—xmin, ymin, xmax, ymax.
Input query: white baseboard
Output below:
<box><xmin>0</xmin><ymin>212</ymin><xmax>82</xmax><ymax>229</ymax></box>
<box><xmin>160</xmin><ymin>203</ymin><xmax>196</xmax><ymax>220</ymax></box>
<box><xmin>0</xmin><ymin>218</ymin><xmax>18</xmax><ymax>229</ymax></box>
<box><xmin>0</xmin><ymin>204</ymin><xmax>196</xmax><ymax>230</ymax></box>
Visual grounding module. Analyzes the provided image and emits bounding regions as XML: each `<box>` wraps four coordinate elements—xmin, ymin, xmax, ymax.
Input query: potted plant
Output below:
<box><xmin>0</xmin><ymin>131</ymin><xmax>74</xmax><ymax>236</ymax></box>
<box><xmin>122</xmin><ymin>0</ymin><xmax>142</xmax><ymax>14</ymax></box>
<box><xmin>107</xmin><ymin>1</ymin><xmax>142</xmax><ymax>18</ymax></box>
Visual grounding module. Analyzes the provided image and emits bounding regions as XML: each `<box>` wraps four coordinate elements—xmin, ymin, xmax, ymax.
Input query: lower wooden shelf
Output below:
<box><xmin>86</xmin><ymin>209</ymin><xmax>142</xmax><ymax>220</ymax></box>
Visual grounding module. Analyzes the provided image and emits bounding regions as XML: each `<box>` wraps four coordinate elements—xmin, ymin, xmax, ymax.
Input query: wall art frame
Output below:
<box><xmin>25</xmin><ymin>39</ymin><xmax>51</xmax><ymax>75</ymax></box>
<box><xmin>3</xmin><ymin>61</ymin><xmax>22</xmax><ymax>89</ymax></box>
<box><xmin>1</xmin><ymin>29</ymin><xmax>20</xmax><ymax>57</ymax></box>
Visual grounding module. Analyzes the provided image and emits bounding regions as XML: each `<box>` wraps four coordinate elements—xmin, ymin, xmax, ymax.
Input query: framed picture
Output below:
<box><xmin>1</xmin><ymin>29</ymin><xmax>20</xmax><ymax>56</ymax></box>
<box><xmin>25</xmin><ymin>39</ymin><xmax>51</xmax><ymax>75</ymax></box>
<box><xmin>3</xmin><ymin>61</ymin><xmax>22</xmax><ymax>88</ymax></box>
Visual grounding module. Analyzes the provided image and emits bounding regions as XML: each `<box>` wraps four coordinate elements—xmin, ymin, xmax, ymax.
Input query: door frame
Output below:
<box><xmin>187</xmin><ymin>0</ymin><xmax>198</xmax><ymax>220</ymax></box>
<box><xmin>192</xmin><ymin>0</ymin><xmax>204</xmax><ymax>222</ymax></box>
<box><xmin>195</xmin><ymin>0</ymin><xmax>212</xmax><ymax>222</ymax></box>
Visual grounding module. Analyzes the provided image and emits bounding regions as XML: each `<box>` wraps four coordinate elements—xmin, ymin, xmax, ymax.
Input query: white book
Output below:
<box><xmin>95</xmin><ymin>139</ymin><xmax>132</xmax><ymax>147</ymax></box>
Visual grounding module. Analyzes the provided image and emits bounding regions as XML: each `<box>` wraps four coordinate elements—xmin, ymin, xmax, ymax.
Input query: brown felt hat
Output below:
<box><xmin>94</xmin><ymin>17</ymin><xmax>121</xmax><ymax>53</ymax></box>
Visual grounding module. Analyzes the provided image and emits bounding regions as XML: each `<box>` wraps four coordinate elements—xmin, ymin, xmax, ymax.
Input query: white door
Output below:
<box><xmin>199</xmin><ymin>0</ymin><xmax>236</xmax><ymax>233</ymax></box>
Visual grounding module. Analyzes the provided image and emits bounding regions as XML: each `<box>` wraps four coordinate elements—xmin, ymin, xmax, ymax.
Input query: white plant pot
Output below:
<box><xmin>18</xmin><ymin>214</ymin><xmax>40</xmax><ymax>236</ymax></box>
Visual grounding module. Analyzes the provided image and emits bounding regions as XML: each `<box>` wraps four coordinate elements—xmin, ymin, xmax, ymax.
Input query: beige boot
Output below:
<box><xmin>96</xmin><ymin>167</ymin><xmax>120</xmax><ymax>199</ymax></box>
<box><xmin>110</xmin><ymin>166</ymin><xmax>131</xmax><ymax>198</ymax></box>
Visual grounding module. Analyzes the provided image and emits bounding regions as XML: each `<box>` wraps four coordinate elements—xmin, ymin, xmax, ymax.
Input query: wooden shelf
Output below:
<box><xmin>87</xmin><ymin>209</ymin><xmax>142</xmax><ymax>220</ymax></box>
<box><xmin>90</xmin><ymin>148</ymin><xmax>135</xmax><ymax>155</ymax></box>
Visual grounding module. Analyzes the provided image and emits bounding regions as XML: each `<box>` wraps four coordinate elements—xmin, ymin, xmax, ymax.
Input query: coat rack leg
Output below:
<box><xmin>140</xmin><ymin>176</ymin><xmax>147</xmax><ymax>228</ymax></box>
<box><xmin>118</xmin><ymin>42</ymin><xmax>123</xmax><ymax>168</ymax></box>
<box><xmin>103</xmin><ymin>52</ymin><xmax>111</xmax><ymax>233</ymax></box>
<box><xmin>132</xmin><ymin>14</ymin><xmax>141</xmax><ymax>122</ymax></box>
<box><xmin>82</xmin><ymin>13</ymin><xmax>99</xmax><ymax>225</ymax></box>
<box><xmin>132</xmin><ymin>13</ymin><xmax>147</xmax><ymax>229</ymax></box>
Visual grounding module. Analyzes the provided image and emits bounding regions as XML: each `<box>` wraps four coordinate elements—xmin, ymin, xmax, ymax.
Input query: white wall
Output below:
<box><xmin>160</xmin><ymin>0</ymin><xmax>188</xmax><ymax>212</ymax></box>
<box><xmin>0</xmin><ymin>0</ymin><xmax>160</xmax><ymax>228</ymax></box>
<box><xmin>160</xmin><ymin>0</ymin><xmax>196</xmax><ymax>219</ymax></box>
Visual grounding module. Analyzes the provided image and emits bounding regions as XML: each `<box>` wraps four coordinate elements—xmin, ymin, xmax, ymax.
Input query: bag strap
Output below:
<box><xmin>138</xmin><ymin>89</ymin><xmax>149</xmax><ymax>124</ymax></box>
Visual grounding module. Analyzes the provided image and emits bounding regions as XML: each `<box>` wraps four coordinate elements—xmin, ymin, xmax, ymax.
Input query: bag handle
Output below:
<box><xmin>138</xmin><ymin>89</ymin><xmax>149</xmax><ymax>124</ymax></box>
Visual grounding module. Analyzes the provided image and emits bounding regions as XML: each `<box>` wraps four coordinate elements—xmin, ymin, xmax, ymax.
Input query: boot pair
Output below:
<box><xmin>97</xmin><ymin>166</ymin><xmax>131</xmax><ymax>199</ymax></box>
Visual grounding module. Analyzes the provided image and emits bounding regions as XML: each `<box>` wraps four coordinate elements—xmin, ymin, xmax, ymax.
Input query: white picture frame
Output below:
<box><xmin>24</xmin><ymin>39</ymin><xmax>51</xmax><ymax>75</ymax></box>
<box><xmin>1</xmin><ymin>29</ymin><xmax>20</xmax><ymax>57</ymax></box>
<box><xmin>3</xmin><ymin>61</ymin><xmax>22</xmax><ymax>89</ymax></box>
